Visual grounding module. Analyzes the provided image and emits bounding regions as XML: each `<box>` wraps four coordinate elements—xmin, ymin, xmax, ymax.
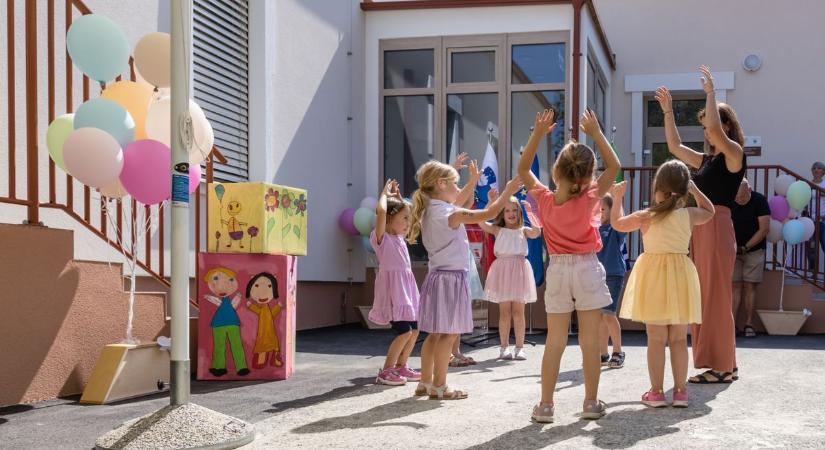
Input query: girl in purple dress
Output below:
<box><xmin>368</xmin><ymin>179</ymin><xmax>421</xmax><ymax>386</ymax></box>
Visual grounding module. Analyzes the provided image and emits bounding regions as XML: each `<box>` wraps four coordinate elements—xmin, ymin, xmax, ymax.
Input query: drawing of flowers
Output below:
<box><xmin>265</xmin><ymin>188</ymin><xmax>279</xmax><ymax>211</ymax></box>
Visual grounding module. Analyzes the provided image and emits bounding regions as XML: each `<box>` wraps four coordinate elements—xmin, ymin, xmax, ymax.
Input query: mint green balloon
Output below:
<box><xmin>353</xmin><ymin>207</ymin><xmax>375</xmax><ymax>236</ymax></box>
<box><xmin>786</xmin><ymin>180</ymin><xmax>812</xmax><ymax>210</ymax></box>
<box><xmin>66</xmin><ymin>14</ymin><xmax>130</xmax><ymax>83</ymax></box>
<box><xmin>46</xmin><ymin>114</ymin><xmax>74</xmax><ymax>171</ymax></box>
<box><xmin>74</xmin><ymin>98</ymin><xmax>135</xmax><ymax>148</ymax></box>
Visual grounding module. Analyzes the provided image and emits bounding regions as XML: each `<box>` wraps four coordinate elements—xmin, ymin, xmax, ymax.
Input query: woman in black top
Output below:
<box><xmin>655</xmin><ymin>66</ymin><xmax>746</xmax><ymax>384</ymax></box>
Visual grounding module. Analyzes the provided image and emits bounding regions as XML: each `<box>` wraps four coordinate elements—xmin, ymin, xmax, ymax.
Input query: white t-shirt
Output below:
<box><xmin>422</xmin><ymin>199</ymin><xmax>470</xmax><ymax>271</ymax></box>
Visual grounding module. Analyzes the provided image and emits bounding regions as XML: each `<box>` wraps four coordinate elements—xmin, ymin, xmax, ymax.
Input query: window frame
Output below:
<box><xmin>379</xmin><ymin>31</ymin><xmax>569</xmax><ymax>191</ymax></box>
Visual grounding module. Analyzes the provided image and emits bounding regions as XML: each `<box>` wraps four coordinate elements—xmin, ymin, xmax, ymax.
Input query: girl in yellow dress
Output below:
<box><xmin>610</xmin><ymin>160</ymin><xmax>715</xmax><ymax>408</ymax></box>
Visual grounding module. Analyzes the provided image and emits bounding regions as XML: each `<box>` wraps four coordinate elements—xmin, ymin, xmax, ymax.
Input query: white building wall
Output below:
<box><xmin>364</xmin><ymin>4</ymin><xmax>574</xmax><ymax>196</ymax></box>
<box><xmin>595</xmin><ymin>0</ymin><xmax>825</xmax><ymax>176</ymax></box>
<box><xmin>271</xmin><ymin>0</ymin><xmax>367</xmax><ymax>282</ymax></box>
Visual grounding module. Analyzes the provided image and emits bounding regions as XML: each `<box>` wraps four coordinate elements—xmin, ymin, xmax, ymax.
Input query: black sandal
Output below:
<box><xmin>743</xmin><ymin>325</ymin><xmax>756</xmax><ymax>338</ymax></box>
<box><xmin>688</xmin><ymin>370</ymin><xmax>733</xmax><ymax>384</ymax></box>
<box><xmin>608</xmin><ymin>352</ymin><xmax>625</xmax><ymax>368</ymax></box>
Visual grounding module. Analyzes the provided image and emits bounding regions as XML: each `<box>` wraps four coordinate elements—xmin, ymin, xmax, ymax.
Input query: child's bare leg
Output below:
<box><xmin>498</xmin><ymin>302</ymin><xmax>513</xmax><ymax>348</ymax></box>
<box><xmin>432</xmin><ymin>334</ymin><xmax>454</xmax><ymax>387</ymax></box>
<box><xmin>420</xmin><ymin>333</ymin><xmax>437</xmax><ymax>385</ymax></box>
<box><xmin>397</xmin><ymin>330</ymin><xmax>419</xmax><ymax>367</ymax></box>
<box><xmin>604</xmin><ymin>313</ymin><xmax>622</xmax><ymax>353</ymax></box>
<box><xmin>512</xmin><ymin>302</ymin><xmax>526</xmax><ymax>349</ymax></box>
<box><xmin>646</xmin><ymin>324</ymin><xmax>668</xmax><ymax>392</ymax></box>
<box><xmin>599</xmin><ymin>316</ymin><xmax>609</xmax><ymax>356</ymax></box>
<box><xmin>668</xmin><ymin>325</ymin><xmax>689</xmax><ymax>390</ymax></box>
<box><xmin>577</xmin><ymin>309</ymin><xmax>603</xmax><ymax>401</ymax></box>
<box><xmin>384</xmin><ymin>332</ymin><xmax>411</xmax><ymax>369</ymax></box>
<box><xmin>541</xmin><ymin>313</ymin><xmax>571</xmax><ymax>404</ymax></box>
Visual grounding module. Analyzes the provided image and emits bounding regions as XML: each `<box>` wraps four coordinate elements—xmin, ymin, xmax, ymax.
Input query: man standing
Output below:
<box><xmin>731</xmin><ymin>179</ymin><xmax>770</xmax><ymax>338</ymax></box>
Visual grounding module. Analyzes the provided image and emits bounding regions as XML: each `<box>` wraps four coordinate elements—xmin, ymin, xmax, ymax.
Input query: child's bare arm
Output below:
<box><xmin>609</xmin><ymin>181</ymin><xmax>643</xmax><ymax>232</ymax></box>
<box><xmin>455</xmin><ymin>159</ymin><xmax>481</xmax><ymax>208</ymax></box>
<box><xmin>580</xmin><ymin>109</ymin><xmax>620</xmax><ymax>197</ymax></box>
<box><xmin>518</xmin><ymin>110</ymin><xmax>555</xmax><ymax>191</ymax></box>
<box><xmin>449</xmin><ymin>177</ymin><xmax>522</xmax><ymax>227</ymax></box>
<box><xmin>374</xmin><ymin>179</ymin><xmax>395</xmax><ymax>245</ymax></box>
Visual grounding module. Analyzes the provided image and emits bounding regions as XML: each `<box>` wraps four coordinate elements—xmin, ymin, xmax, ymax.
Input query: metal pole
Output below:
<box><xmin>170</xmin><ymin>0</ymin><xmax>192</xmax><ymax>406</ymax></box>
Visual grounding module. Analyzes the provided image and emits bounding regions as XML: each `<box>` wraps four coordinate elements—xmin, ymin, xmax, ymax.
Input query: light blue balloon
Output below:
<box><xmin>361</xmin><ymin>236</ymin><xmax>375</xmax><ymax>254</ymax></box>
<box><xmin>66</xmin><ymin>14</ymin><xmax>130</xmax><ymax>83</ymax></box>
<box><xmin>786</xmin><ymin>181</ymin><xmax>812</xmax><ymax>211</ymax></box>
<box><xmin>783</xmin><ymin>219</ymin><xmax>805</xmax><ymax>245</ymax></box>
<box><xmin>74</xmin><ymin>98</ymin><xmax>135</xmax><ymax>148</ymax></box>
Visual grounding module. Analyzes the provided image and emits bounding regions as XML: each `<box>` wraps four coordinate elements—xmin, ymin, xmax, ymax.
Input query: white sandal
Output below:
<box><xmin>414</xmin><ymin>381</ymin><xmax>431</xmax><ymax>397</ymax></box>
<box><xmin>428</xmin><ymin>384</ymin><xmax>468</xmax><ymax>400</ymax></box>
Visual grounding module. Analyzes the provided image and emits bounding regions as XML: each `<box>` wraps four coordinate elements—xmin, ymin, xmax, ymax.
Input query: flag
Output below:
<box><xmin>514</xmin><ymin>154</ymin><xmax>546</xmax><ymax>286</ymax></box>
<box><xmin>474</xmin><ymin>141</ymin><xmax>499</xmax><ymax>209</ymax></box>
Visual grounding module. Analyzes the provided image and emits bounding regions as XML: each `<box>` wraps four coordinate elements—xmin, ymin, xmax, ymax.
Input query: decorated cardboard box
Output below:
<box><xmin>207</xmin><ymin>182</ymin><xmax>307</xmax><ymax>256</ymax></box>
<box><xmin>197</xmin><ymin>252</ymin><xmax>297</xmax><ymax>381</ymax></box>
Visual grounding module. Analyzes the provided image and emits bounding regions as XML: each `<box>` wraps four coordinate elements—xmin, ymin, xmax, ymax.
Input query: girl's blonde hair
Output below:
<box><xmin>640</xmin><ymin>160</ymin><xmax>690</xmax><ymax>222</ymax></box>
<box><xmin>407</xmin><ymin>160</ymin><xmax>459</xmax><ymax>244</ymax></box>
<box><xmin>492</xmin><ymin>196</ymin><xmax>523</xmax><ymax>228</ymax></box>
<box><xmin>553</xmin><ymin>141</ymin><xmax>596</xmax><ymax>196</ymax></box>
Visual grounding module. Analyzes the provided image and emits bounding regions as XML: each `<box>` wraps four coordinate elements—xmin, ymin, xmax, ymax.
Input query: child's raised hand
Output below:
<box><xmin>452</xmin><ymin>152</ymin><xmax>470</xmax><ymax>171</ymax></box>
<box><xmin>699</xmin><ymin>65</ymin><xmax>715</xmax><ymax>94</ymax></box>
<box><xmin>654</xmin><ymin>87</ymin><xmax>673</xmax><ymax>113</ymax></box>
<box><xmin>381</xmin><ymin>178</ymin><xmax>394</xmax><ymax>197</ymax></box>
<box><xmin>468</xmin><ymin>159</ymin><xmax>481</xmax><ymax>182</ymax></box>
<box><xmin>389</xmin><ymin>179</ymin><xmax>402</xmax><ymax>199</ymax></box>
<box><xmin>503</xmin><ymin>175</ymin><xmax>523</xmax><ymax>196</ymax></box>
<box><xmin>533</xmin><ymin>109</ymin><xmax>556</xmax><ymax>136</ymax></box>
<box><xmin>611</xmin><ymin>181</ymin><xmax>627</xmax><ymax>198</ymax></box>
<box><xmin>579</xmin><ymin>109</ymin><xmax>602</xmax><ymax>137</ymax></box>
<box><xmin>487</xmin><ymin>187</ymin><xmax>499</xmax><ymax>203</ymax></box>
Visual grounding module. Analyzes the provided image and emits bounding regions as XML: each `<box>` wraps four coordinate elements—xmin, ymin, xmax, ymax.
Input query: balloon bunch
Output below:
<box><xmin>46</xmin><ymin>15</ymin><xmax>214</xmax><ymax>205</ymax></box>
<box><xmin>338</xmin><ymin>197</ymin><xmax>380</xmax><ymax>253</ymax></box>
<box><xmin>767</xmin><ymin>174</ymin><xmax>815</xmax><ymax>245</ymax></box>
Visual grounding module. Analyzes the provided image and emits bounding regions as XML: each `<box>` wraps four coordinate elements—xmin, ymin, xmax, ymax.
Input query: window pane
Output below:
<box><xmin>512</xmin><ymin>43</ymin><xmax>565</xmax><ymax>84</ymax></box>
<box><xmin>647</xmin><ymin>99</ymin><xmax>704</xmax><ymax>127</ymax></box>
<box><xmin>384</xmin><ymin>49</ymin><xmax>434</xmax><ymax>89</ymax></box>
<box><xmin>510</xmin><ymin>91</ymin><xmax>565</xmax><ymax>185</ymax></box>
<box><xmin>384</xmin><ymin>95</ymin><xmax>435</xmax><ymax>197</ymax></box>
<box><xmin>446</xmin><ymin>93</ymin><xmax>498</xmax><ymax>191</ymax></box>
<box><xmin>451</xmin><ymin>51</ymin><xmax>496</xmax><ymax>83</ymax></box>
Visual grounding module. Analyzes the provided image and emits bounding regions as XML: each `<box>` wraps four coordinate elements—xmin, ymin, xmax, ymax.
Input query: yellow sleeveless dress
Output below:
<box><xmin>619</xmin><ymin>208</ymin><xmax>702</xmax><ymax>325</ymax></box>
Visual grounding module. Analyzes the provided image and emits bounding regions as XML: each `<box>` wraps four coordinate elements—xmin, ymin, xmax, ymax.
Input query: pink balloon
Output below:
<box><xmin>62</xmin><ymin>128</ymin><xmax>123</xmax><ymax>188</ymax></box>
<box><xmin>189</xmin><ymin>163</ymin><xmax>201</xmax><ymax>193</ymax></box>
<box><xmin>119</xmin><ymin>139</ymin><xmax>171</xmax><ymax>205</ymax></box>
<box><xmin>768</xmin><ymin>195</ymin><xmax>790</xmax><ymax>222</ymax></box>
<box><xmin>338</xmin><ymin>208</ymin><xmax>360</xmax><ymax>236</ymax></box>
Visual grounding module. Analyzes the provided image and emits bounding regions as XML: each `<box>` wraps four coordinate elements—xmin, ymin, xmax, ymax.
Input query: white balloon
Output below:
<box><xmin>767</xmin><ymin>219</ymin><xmax>784</xmax><ymax>243</ymax></box>
<box><xmin>144</xmin><ymin>96</ymin><xmax>215</xmax><ymax>165</ymax></box>
<box><xmin>360</xmin><ymin>196</ymin><xmax>378</xmax><ymax>211</ymax></box>
<box><xmin>775</xmin><ymin>174</ymin><xmax>795</xmax><ymax>196</ymax></box>
<box><xmin>800</xmin><ymin>217</ymin><xmax>816</xmax><ymax>241</ymax></box>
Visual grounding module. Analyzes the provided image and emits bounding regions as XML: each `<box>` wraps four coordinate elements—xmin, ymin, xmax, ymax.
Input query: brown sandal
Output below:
<box><xmin>428</xmin><ymin>384</ymin><xmax>468</xmax><ymax>400</ymax></box>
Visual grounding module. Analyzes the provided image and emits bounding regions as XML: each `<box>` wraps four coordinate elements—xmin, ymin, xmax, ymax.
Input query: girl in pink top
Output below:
<box><xmin>368</xmin><ymin>179</ymin><xmax>421</xmax><ymax>386</ymax></box>
<box><xmin>518</xmin><ymin>109</ymin><xmax>621</xmax><ymax>423</ymax></box>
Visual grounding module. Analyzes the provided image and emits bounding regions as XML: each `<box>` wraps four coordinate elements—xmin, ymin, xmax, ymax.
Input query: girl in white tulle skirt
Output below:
<box><xmin>480</xmin><ymin>190</ymin><xmax>542</xmax><ymax>360</ymax></box>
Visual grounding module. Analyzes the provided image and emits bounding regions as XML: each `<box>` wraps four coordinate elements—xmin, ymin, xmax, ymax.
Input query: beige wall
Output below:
<box><xmin>596</xmin><ymin>0</ymin><xmax>825</xmax><ymax>176</ymax></box>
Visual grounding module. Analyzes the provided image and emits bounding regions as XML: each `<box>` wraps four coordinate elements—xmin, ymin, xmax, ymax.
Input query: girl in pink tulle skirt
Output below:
<box><xmin>479</xmin><ymin>191</ymin><xmax>542</xmax><ymax>361</ymax></box>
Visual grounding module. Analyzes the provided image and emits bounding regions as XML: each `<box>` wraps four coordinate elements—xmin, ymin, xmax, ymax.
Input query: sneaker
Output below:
<box><xmin>608</xmin><ymin>352</ymin><xmax>625</xmax><ymax>369</ymax></box>
<box><xmin>499</xmin><ymin>347</ymin><xmax>513</xmax><ymax>360</ymax></box>
<box><xmin>641</xmin><ymin>390</ymin><xmax>667</xmax><ymax>408</ymax></box>
<box><xmin>531</xmin><ymin>402</ymin><xmax>554</xmax><ymax>423</ymax></box>
<box><xmin>513</xmin><ymin>347</ymin><xmax>527</xmax><ymax>360</ymax></box>
<box><xmin>581</xmin><ymin>399</ymin><xmax>607</xmax><ymax>420</ymax></box>
<box><xmin>672</xmin><ymin>388</ymin><xmax>689</xmax><ymax>408</ymax></box>
<box><xmin>375</xmin><ymin>368</ymin><xmax>407</xmax><ymax>386</ymax></box>
<box><xmin>396</xmin><ymin>365</ymin><xmax>421</xmax><ymax>382</ymax></box>
<box><xmin>600</xmin><ymin>354</ymin><xmax>610</xmax><ymax>366</ymax></box>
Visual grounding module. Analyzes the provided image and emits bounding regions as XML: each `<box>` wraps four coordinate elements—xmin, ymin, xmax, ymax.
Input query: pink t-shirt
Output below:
<box><xmin>529</xmin><ymin>181</ymin><xmax>603</xmax><ymax>255</ymax></box>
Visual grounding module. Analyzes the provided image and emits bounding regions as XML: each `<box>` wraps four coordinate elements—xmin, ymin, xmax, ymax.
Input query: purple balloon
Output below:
<box><xmin>120</xmin><ymin>139</ymin><xmax>171</xmax><ymax>205</ymax></box>
<box><xmin>768</xmin><ymin>195</ymin><xmax>790</xmax><ymax>222</ymax></box>
<box><xmin>338</xmin><ymin>208</ymin><xmax>360</xmax><ymax>236</ymax></box>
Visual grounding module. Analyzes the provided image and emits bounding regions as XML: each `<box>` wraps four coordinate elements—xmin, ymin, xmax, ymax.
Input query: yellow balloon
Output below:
<box><xmin>101</xmin><ymin>80</ymin><xmax>153</xmax><ymax>139</ymax></box>
<box><xmin>134</xmin><ymin>32</ymin><xmax>171</xmax><ymax>88</ymax></box>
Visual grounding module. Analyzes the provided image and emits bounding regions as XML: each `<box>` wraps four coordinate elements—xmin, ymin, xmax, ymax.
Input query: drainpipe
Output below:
<box><xmin>571</xmin><ymin>0</ymin><xmax>584</xmax><ymax>141</ymax></box>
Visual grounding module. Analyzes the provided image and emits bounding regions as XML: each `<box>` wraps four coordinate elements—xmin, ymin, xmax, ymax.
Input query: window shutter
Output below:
<box><xmin>193</xmin><ymin>0</ymin><xmax>249</xmax><ymax>182</ymax></box>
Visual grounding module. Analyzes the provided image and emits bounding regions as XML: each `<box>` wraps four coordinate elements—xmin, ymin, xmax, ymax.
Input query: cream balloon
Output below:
<box><xmin>144</xmin><ymin>97</ymin><xmax>215</xmax><ymax>165</ymax></box>
<box><xmin>133</xmin><ymin>32</ymin><xmax>171</xmax><ymax>88</ymax></box>
<box><xmin>99</xmin><ymin>178</ymin><xmax>128</xmax><ymax>199</ymax></box>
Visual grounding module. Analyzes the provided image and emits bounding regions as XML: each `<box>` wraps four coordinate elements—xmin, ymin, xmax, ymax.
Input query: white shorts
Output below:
<box><xmin>544</xmin><ymin>253</ymin><xmax>613</xmax><ymax>314</ymax></box>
